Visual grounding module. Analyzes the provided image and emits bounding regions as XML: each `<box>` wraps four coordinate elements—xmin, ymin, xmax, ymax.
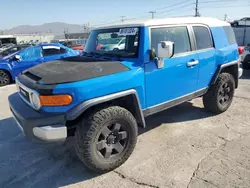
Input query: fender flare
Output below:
<box><xmin>210</xmin><ymin>60</ymin><xmax>239</xmax><ymax>86</ymax></box>
<box><xmin>66</xmin><ymin>89</ymin><xmax>146</xmax><ymax>128</ymax></box>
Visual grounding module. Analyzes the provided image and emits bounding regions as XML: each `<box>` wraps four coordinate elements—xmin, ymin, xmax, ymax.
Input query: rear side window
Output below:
<box><xmin>193</xmin><ymin>26</ymin><xmax>213</xmax><ymax>50</ymax></box>
<box><xmin>223</xmin><ymin>26</ymin><xmax>237</xmax><ymax>45</ymax></box>
<box><xmin>43</xmin><ymin>47</ymin><xmax>66</xmax><ymax>56</ymax></box>
<box><xmin>43</xmin><ymin>48</ymin><xmax>60</xmax><ymax>56</ymax></box>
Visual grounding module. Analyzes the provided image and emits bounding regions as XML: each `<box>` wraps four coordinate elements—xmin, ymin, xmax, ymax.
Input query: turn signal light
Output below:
<box><xmin>40</xmin><ymin>95</ymin><xmax>72</xmax><ymax>106</ymax></box>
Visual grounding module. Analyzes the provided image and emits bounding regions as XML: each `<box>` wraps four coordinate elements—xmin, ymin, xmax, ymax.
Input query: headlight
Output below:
<box><xmin>30</xmin><ymin>92</ymin><xmax>41</xmax><ymax>110</ymax></box>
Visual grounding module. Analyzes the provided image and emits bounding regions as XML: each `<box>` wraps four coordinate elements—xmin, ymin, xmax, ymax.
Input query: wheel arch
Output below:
<box><xmin>66</xmin><ymin>89</ymin><xmax>146</xmax><ymax>128</ymax></box>
<box><xmin>0</xmin><ymin>68</ymin><xmax>13</xmax><ymax>82</ymax></box>
<box><xmin>210</xmin><ymin>61</ymin><xmax>239</xmax><ymax>88</ymax></box>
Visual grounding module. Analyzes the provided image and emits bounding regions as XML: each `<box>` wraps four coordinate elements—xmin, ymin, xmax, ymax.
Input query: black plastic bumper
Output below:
<box><xmin>8</xmin><ymin>92</ymin><xmax>67</xmax><ymax>143</ymax></box>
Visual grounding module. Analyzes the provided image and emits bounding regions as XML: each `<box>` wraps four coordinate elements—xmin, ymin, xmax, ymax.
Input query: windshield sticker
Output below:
<box><xmin>118</xmin><ymin>28</ymin><xmax>138</xmax><ymax>36</ymax></box>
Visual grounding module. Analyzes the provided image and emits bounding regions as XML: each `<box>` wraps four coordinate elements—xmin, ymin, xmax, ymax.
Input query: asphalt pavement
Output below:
<box><xmin>0</xmin><ymin>70</ymin><xmax>250</xmax><ymax>188</ymax></box>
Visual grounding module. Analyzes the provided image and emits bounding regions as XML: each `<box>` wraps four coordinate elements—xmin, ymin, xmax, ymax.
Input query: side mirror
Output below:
<box><xmin>13</xmin><ymin>55</ymin><xmax>21</xmax><ymax>62</ymax></box>
<box><xmin>155</xmin><ymin>41</ymin><xmax>174</xmax><ymax>69</ymax></box>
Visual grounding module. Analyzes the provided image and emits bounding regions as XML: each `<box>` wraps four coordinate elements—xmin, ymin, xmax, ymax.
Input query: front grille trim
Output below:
<box><xmin>16</xmin><ymin>78</ymin><xmax>41</xmax><ymax>110</ymax></box>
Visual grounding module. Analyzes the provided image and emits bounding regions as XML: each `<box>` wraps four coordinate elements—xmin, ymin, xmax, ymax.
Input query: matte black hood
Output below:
<box><xmin>20</xmin><ymin>56</ymin><xmax>129</xmax><ymax>85</ymax></box>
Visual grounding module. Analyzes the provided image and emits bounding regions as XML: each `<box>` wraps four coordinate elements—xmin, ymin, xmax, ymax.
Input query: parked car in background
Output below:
<box><xmin>99</xmin><ymin>37</ymin><xmax>126</xmax><ymax>51</ymax></box>
<box><xmin>0</xmin><ymin>43</ymin><xmax>79</xmax><ymax>86</ymax></box>
<box><xmin>241</xmin><ymin>45</ymin><xmax>250</xmax><ymax>69</ymax></box>
<box><xmin>0</xmin><ymin>35</ymin><xmax>17</xmax><ymax>47</ymax></box>
<box><xmin>0</xmin><ymin>44</ymin><xmax>31</xmax><ymax>59</ymax></box>
<box><xmin>57</xmin><ymin>39</ymin><xmax>85</xmax><ymax>51</ymax></box>
<box><xmin>231</xmin><ymin>17</ymin><xmax>250</xmax><ymax>27</ymax></box>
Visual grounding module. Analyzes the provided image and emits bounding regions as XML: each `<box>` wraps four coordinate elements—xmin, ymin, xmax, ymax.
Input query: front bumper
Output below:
<box><xmin>9</xmin><ymin>93</ymin><xmax>67</xmax><ymax>143</ymax></box>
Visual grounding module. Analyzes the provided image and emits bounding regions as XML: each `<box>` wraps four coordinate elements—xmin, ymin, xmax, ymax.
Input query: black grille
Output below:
<box><xmin>19</xmin><ymin>87</ymin><xmax>30</xmax><ymax>102</ymax></box>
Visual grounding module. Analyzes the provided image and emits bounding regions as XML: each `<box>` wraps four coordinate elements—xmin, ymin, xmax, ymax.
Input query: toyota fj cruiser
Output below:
<box><xmin>9</xmin><ymin>17</ymin><xmax>243</xmax><ymax>173</ymax></box>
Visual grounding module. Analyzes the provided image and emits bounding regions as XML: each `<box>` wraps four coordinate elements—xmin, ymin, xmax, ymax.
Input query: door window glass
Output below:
<box><xmin>19</xmin><ymin>46</ymin><xmax>42</xmax><ymax>61</ymax></box>
<box><xmin>151</xmin><ymin>26</ymin><xmax>191</xmax><ymax>56</ymax></box>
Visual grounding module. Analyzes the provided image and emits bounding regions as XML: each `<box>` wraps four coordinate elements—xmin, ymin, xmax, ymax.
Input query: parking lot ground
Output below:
<box><xmin>0</xmin><ymin>70</ymin><xmax>250</xmax><ymax>188</ymax></box>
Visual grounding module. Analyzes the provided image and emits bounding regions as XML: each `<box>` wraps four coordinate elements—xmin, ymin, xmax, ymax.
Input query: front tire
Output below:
<box><xmin>0</xmin><ymin>70</ymin><xmax>11</xmax><ymax>87</ymax></box>
<box><xmin>75</xmin><ymin>106</ymin><xmax>138</xmax><ymax>173</ymax></box>
<box><xmin>203</xmin><ymin>73</ymin><xmax>235</xmax><ymax>114</ymax></box>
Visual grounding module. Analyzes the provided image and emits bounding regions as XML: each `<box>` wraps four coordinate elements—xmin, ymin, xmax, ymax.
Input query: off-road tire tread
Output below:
<box><xmin>75</xmin><ymin>106</ymin><xmax>138</xmax><ymax>173</ymax></box>
<box><xmin>203</xmin><ymin>73</ymin><xmax>235</xmax><ymax>114</ymax></box>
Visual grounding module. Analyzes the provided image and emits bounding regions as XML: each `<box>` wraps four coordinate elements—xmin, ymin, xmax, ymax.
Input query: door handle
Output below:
<box><xmin>187</xmin><ymin>60</ymin><xmax>199</xmax><ymax>67</ymax></box>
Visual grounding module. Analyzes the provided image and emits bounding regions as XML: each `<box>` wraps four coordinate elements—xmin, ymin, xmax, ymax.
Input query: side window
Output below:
<box><xmin>60</xmin><ymin>47</ymin><xmax>67</xmax><ymax>54</ymax></box>
<box><xmin>43</xmin><ymin>47</ymin><xmax>68</xmax><ymax>56</ymax></box>
<box><xmin>193</xmin><ymin>26</ymin><xmax>213</xmax><ymax>50</ymax></box>
<box><xmin>151</xmin><ymin>26</ymin><xmax>191</xmax><ymax>56</ymax></box>
<box><xmin>42</xmin><ymin>47</ymin><xmax>66</xmax><ymax>56</ymax></box>
<box><xmin>223</xmin><ymin>26</ymin><xmax>237</xmax><ymax>45</ymax></box>
<box><xmin>19</xmin><ymin>46</ymin><xmax>42</xmax><ymax>61</ymax></box>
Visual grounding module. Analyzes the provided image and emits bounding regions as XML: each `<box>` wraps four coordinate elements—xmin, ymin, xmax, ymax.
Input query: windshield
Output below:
<box><xmin>84</xmin><ymin>27</ymin><xmax>140</xmax><ymax>58</ymax></box>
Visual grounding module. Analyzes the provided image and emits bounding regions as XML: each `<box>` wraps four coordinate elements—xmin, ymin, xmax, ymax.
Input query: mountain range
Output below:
<box><xmin>2</xmin><ymin>22</ymin><xmax>88</xmax><ymax>35</ymax></box>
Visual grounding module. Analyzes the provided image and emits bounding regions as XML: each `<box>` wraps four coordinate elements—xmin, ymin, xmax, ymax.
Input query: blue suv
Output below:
<box><xmin>9</xmin><ymin>17</ymin><xmax>243</xmax><ymax>173</ymax></box>
<box><xmin>0</xmin><ymin>43</ymin><xmax>79</xmax><ymax>86</ymax></box>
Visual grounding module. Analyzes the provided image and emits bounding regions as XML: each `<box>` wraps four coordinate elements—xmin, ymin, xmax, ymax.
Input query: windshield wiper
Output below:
<box><xmin>83</xmin><ymin>51</ymin><xmax>101</xmax><ymax>57</ymax></box>
<box><xmin>102</xmin><ymin>53</ymin><xmax>122</xmax><ymax>60</ymax></box>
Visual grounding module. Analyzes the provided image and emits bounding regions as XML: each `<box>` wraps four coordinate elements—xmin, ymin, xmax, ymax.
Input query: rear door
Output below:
<box><xmin>191</xmin><ymin>25</ymin><xmax>216</xmax><ymax>89</ymax></box>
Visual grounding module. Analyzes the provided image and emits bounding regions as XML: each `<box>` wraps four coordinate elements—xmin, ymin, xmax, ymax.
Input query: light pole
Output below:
<box><xmin>149</xmin><ymin>11</ymin><xmax>156</xmax><ymax>19</ymax></box>
<box><xmin>121</xmin><ymin>16</ymin><xmax>126</xmax><ymax>22</ymax></box>
<box><xmin>195</xmin><ymin>0</ymin><xmax>199</xmax><ymax>17</ymax></box>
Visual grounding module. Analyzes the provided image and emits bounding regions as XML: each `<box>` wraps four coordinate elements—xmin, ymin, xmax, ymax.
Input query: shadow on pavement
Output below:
<box><xmin>0</xmin><ymin>117</ymin><xmax>100</xmax><ymax>188</ymax></box>
<box><xmin>0</xmin><ymin>101</ymin><xmax>213</xmax><ymax>188</ymax></box>
<box><xmin>139</xmin><ymin>101</ymin><xmax>214</xmax><ymax>135</ymax></box>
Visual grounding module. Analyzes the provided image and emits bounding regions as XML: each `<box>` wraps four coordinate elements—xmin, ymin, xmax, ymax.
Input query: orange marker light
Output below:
<box><xmin>39</xmin><ymin>95</ymin><xmax>72</xmax><ymax>106</ymax></box>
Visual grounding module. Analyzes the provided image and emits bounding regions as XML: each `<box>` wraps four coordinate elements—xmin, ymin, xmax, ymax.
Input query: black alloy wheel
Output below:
<box><xmin>96</xmin><ymin>122</ymin><xmax>128</xmax><ymax>159</ymax></box>
<box><xmin>218</xmin><ymin>82</ymin><xmax>233</xmax><ymax>109</ymax></box>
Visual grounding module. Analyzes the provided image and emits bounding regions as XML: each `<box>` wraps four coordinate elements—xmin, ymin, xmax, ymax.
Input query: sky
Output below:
<box><xmin>0</xmin><ymin>0</ymin><xmax>249</xmax><ymax>29</ymax></box>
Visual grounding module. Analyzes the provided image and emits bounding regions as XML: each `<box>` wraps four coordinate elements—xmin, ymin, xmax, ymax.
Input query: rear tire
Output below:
<box><xmin>0</xmin><ymin>70</ymin><xmax>11</xmax><ymax>87</ymax></box>
<box><xmin>203</xmin><ymin>73</ymin><xmax>235</xmax><ymax>114</ymax></box>
<box><xmin>75</xmin><ymin>106</ymin><xmax>138</xmax><ymax>173</ymax></box>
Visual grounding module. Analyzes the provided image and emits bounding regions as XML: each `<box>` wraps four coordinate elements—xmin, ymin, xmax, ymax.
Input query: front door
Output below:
<box><xmin>145</xmin><ymin>25</ymin><xmax>199</xmax><ymax>108</ymax></box>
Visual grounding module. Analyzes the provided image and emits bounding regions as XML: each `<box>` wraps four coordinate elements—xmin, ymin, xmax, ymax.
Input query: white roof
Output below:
<box><xmin>96</xmin><ymin>17</ymin><xmax>230</xmax><ymax>30</ymax></box>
